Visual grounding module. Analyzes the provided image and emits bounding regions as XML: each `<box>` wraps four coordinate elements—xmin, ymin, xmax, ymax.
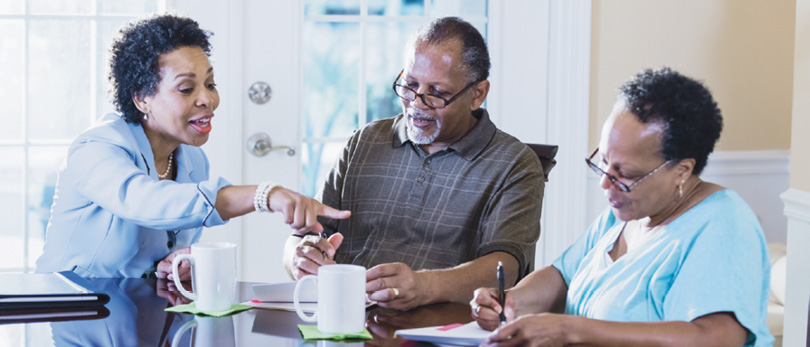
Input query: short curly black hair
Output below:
<box><xmin>109</xmin><ymin>14</ymin><xmax>212</xmax><ymax>124</ymax></box>
<box><xmin>618</xmin><ymin>67</ymin><xmax>723</xmax><ymax>175</ymax></box>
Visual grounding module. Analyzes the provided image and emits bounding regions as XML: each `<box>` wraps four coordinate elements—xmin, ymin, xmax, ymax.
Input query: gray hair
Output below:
<box><xmin>405</xmin><ymin>17</ymin><xmax>490</xmax><ymax>83</ymax></box>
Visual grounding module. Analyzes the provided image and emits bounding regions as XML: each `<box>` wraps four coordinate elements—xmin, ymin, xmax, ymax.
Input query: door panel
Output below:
<box><xmin>241</xmin><ymin>0</ymin><xmax>301</xmax><ymax>282</ymax></box>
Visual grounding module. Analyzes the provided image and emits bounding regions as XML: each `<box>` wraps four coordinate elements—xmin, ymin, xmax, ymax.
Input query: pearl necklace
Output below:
<box><xmin>158</xmin><ymin>152</ymin><xmax>173</xmax><ymax>180</ymax></box>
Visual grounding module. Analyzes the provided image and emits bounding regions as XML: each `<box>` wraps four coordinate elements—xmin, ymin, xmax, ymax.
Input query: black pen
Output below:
<box><xmin>497</xmin><ymin>261</ymin><xmax>506</xmax><ymax>325</ymax></box>
<box><xmin>318</xmin><ymin>232</ymin><xmax>328</xmax><ymax>259</ymax></box>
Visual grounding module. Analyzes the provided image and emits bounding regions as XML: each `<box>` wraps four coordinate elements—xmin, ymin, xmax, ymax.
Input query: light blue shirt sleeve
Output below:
<box><xmin>662</xmin><ymin>196</ymin><xmax>771</xmax><ymax>346</ymax></box>
<box><xmin>36</xmin><ymin>114</ymin><xmax>233</xmax><ymax>278</ymax></box>
<box><xmin>552</xmin><ymin>208</ymin><xmax>619</xmax><ymax>285</ymax></box>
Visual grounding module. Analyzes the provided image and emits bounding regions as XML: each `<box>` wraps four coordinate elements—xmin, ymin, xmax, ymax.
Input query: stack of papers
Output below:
<box><xmin>396</xmin><ymin>321</ymin><xmax>492</xmax><ymax>346</ymax></box>
<box><xmin>244</xmin><ymin>282</ymin><xmax>317</xmax><ymax>312</ymax></box>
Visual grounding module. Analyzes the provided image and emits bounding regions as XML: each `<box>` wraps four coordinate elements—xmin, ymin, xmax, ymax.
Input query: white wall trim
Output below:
<box><xmin>703</xmin><ymin>150</ymin><xmax>791</xmax><ymax>176</ymax></box>
<box><xmin>539</xmin><ymin>0</ymin><xmax>592</xmax><ymax>267</ymax></box>
<box><xmin>702</xmin><ymin>150</ymin><xmax>790</xmax><ymax>243</ymax></box>
<box><xmin>780</xmin><ymin>188</ymin><xmax>810</xmax><ymax>346</ymax></box>
<box><xmin>781</xmin><ymin>188</ymin><xmax>810</xmax><ymax>223</ymax></box>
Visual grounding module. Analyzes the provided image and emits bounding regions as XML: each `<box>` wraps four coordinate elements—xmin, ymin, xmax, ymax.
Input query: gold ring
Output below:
<box><xmin>391</xmin><ymin>287</ymin><xmax>400</xmax><ymax>299</ymax></box>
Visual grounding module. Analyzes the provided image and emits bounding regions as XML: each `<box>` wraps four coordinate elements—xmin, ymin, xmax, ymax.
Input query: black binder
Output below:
<box><xmin>0</xmin><ymin>305</ymin><xmax>110</xmax><ymax>324</ymax></box>
<box><xmin>0</xmin><ymin>271</ymin><xmax>110</xmax><ymax>310</ymax></box>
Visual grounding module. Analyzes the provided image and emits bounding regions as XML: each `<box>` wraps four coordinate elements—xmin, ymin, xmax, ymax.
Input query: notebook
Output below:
<box><xmin>396</xmin><ymin>321</ymin><xmax>492</xmax><ymax>346</ymax></box>
<box><xmin>245</xmin><ymin>282</ymin><xmax>318</xmax><ymax>312</ymax></box>
<box><xmin>0</xmin><ymin>271</ymin><xmax>110</xmax><ymax>310</ymax></box>
<box><xmin>246</xmin><ymin>282</ymin><xmax>375</xmax><ymax>313</ymax></box>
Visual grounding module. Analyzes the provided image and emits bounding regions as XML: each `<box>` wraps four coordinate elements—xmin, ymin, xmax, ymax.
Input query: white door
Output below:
<box><xmin>235</xmin><ymin>0</ymin><xmax>302</xmax><ymax>282</ymax></box>
<box><xmin>172</xmin><ymin>0</ymin><xmax>302</xmax><ymax>283</ymax></box>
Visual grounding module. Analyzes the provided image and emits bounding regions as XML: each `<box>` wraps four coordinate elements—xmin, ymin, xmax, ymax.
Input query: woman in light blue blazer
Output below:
<box><xmin>36</xmin><ymin>14</ymin><xmax>350</xmax><ymax>279</ymax></box>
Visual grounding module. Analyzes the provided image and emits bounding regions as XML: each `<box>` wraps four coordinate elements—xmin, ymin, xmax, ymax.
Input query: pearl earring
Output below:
<box><xmin>679</xmin><ymin>179</ymin><xmax>685</xmax><ymax>198</ymax></box>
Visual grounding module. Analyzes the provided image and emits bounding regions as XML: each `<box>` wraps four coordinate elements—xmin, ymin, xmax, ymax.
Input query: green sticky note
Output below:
<box><xmin>297</xmin><ymin>324</ymin><xmax>373</xmax><ymax>341</ymax></box>
<box><xmin>164</xmin><ymin>302</ymin><xmax>251</xmax><ymax>317</ymax></box>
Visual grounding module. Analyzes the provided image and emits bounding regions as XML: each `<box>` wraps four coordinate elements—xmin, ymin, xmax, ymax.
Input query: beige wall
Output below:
<box><xmin>792</xmin><ymin>0</ymin><xmax>810</xmax><ymax>190</ymax></box>
<box><xmin>589</xmin><ymin>0</ymin><xmax>795</xmax><ymax>151</ymax></box>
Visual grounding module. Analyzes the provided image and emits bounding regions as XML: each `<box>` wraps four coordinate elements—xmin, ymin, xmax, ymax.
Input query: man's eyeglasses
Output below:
<box><xmin>585</xmin><ymin>148</ymin><xmax>671</xmax><ymax>193</ymax></box>
<box><xmin>392</xmin><ymin>69</ymin><xmax>480</xmax><ymax>109</ymax></box>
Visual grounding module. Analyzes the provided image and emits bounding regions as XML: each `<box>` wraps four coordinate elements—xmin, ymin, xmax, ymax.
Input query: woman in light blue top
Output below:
<box><xmin>471</xmin><ymin>68</ymin><xmax>772</xmax><ymax>346</ymax></box>
<box><xmin>36</xmin><ymin>15</ymin><xmax>350</xmax><ymax>279</ymax></box>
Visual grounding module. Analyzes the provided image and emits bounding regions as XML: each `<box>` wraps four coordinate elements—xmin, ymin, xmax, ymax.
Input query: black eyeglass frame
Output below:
<box><xmin>585</xmin><ymin>148</ymin><xmax>671</xmax><ymax>193</ymax></box>
<box><xmin>391</xmin><ymin>69</ymin><xmax>481</xmax><ymax>109</ymax></box>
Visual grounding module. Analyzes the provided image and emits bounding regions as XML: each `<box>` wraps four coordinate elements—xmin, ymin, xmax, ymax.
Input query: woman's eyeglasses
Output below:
<box><xmin>585</xmin><ymin>148</ymin><xmax>671</xmax><ymax>193</ymax></box>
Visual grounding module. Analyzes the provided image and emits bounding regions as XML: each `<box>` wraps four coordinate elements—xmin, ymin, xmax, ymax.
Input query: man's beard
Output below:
<box><xmin>405</xmin><ymin>111</ymin><xmax>441</xmax><ymax>145</ymax></box>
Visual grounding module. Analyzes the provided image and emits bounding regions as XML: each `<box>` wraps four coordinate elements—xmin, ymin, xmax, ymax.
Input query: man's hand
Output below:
<box><xmin>156</xmin><ymin>247</ymin><xmax>191</xmax><ymax>281</ymax></box>
<box><xmin>268</xmin><ymin>187</ymin><xmax>351</xmax><ymax>234</ymax></box>
<box><xmin>481</xmin><ymin>313</ymin><xmax>574</xmax><ymax>347</ymax></box>
<box><xmin>155</xmin><ymin>278</ymin><xmax>193</xmax><ymax>306</ymax></box>
<box><xmin>290</xmin><ymin>233</ymin><xmax>344</xmax><ymax>279</ymax></box>
<box><xmin>365</xmin><ymin>263</ymin><xmax>426</xmax><ymax>311</ymax></box>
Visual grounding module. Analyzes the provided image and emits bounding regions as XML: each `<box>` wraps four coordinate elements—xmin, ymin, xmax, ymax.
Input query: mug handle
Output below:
<box><xmin>294</xmin><ymin>275</ymin><xmax>317</xmax><ymax>322</ymax></box>
<box><xmin>172</xmin><ymin>254</ymin><xmax>196</xmax><ymax>301</ymax></box>
<box><xmin>171</xmin><ymin>319</ymin><xmax>197</xmax><ymax>347</ymax></box>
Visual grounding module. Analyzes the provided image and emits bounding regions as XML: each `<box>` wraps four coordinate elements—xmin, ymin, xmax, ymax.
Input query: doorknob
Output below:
<box><xmin>246</xmin><ymin>133</ymin><xmax>295</xmax><ymax>157</ymax></box>
<box><xmin>248</xmin><ymin>82</ymin><xmax>272</xmax><ymax>104</ymax></box>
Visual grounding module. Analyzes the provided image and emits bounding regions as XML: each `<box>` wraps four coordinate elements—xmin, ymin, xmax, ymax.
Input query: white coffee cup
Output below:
<box><xmin>294</xmin><ymin>264</ymin><xmax>366</xmax><ymax>334</ymax></box>
<box><xmin>171</xmin><ymin>316</ymin><xmax>235</xmax><ymax>347</ymax></box>
<box><xmin>172</xmin><ymin>242</ymin><xmax>237</xmax><ymax>311</ymax></box>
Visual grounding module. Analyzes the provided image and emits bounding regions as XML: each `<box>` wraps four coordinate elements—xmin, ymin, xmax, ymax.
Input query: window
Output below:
<box><xmin>0</xmin><ymin>1</ymin><xmax>164</xmax><ymax>275</ymax></box>
<box><xmin>300</xmin><ymin>0</ymin><xmax>489</xmax><ymax>196</ymax></box>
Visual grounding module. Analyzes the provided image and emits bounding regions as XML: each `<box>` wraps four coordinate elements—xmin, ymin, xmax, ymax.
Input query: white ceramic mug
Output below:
<box><xmin>294</xmin><ymin>264</ymin><xmax>366</xmax><ymax>334</ymax></box>
<box><xmin>171</xmin><ymin>316</ymin><xmax>235</xmax><ymax>347</ymax></box>
<box><xmin>172</xmin><ymin>242</ymin><xmax>237</xmax><ymax>311</ymax></box>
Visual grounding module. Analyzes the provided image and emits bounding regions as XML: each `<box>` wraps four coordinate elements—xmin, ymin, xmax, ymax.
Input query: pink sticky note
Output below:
<box><xmin>437</xmin><ymin>323</ymin><xmax>465</xmax><ymax>331</ymax></box>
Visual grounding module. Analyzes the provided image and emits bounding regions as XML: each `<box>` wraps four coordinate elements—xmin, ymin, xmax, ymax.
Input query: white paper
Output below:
<box><xmin>249</xmin><ymin>281</ymin><xmax>376</xmax><ymax>314</ymax></box>
<box><xmin>252</xmin><ymin>282</ymin><xmax>317</xmax><ymax>303</ymax></box>
<box><xmin>396</xmin><ymin>321</ymin><xmax>492</xmax><ymax>346</ymax></box>
<box><xmin>242</xmin><ymin>300</ymin><xmax>317</xmax><ymax>313</ymax></box>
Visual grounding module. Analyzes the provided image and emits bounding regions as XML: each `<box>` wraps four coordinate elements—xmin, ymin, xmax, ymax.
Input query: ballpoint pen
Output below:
<box><xmin>317</xmin><ymin>232</ymin><xmax>329</xmax><ymax>259</ymax></box>
<box><xmin>497</xmin><ymin>261</ymin><xmax>506</xmax><ymax>325</ymax></box>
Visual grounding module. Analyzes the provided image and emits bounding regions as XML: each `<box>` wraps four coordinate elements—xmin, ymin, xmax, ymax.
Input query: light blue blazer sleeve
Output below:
<box><xmin>36</xmin><ymin>114</ymin><xmax>232</xmax><ymax>278</ymax></box>
<box><xmin>67</xmin><ymin>138</ymin><xmax>225</xmax><ymax>229</ymax></box>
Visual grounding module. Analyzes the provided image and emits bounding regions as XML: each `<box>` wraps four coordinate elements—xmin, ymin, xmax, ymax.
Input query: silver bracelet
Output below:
<box><xmin>254</xmin><ymin>182</ymin><xmax>282</xmax><ymax>212</ymax></box>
